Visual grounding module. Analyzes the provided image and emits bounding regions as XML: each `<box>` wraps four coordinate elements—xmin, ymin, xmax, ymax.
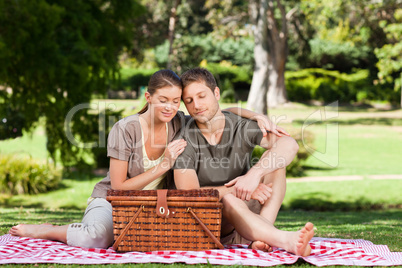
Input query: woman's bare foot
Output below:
<box><xmin>9</xmin><ymin>223</ymin><xmax>55</xmax><ymax>239</ymax></box>
<box><xmin>249</xmin><ymin>241</ymin><xmax>273</xmax><ymax>252</ymax></box>
<box><xmin>290</xmin><ymin>222</ymin><xmax>314</xmax><ymax>257</ymax></box>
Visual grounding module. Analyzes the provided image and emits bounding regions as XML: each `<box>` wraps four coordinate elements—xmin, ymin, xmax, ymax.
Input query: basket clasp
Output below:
<box><xmin>156</xmin><ymin>189</ymin><xmax>170</xmax><ymax>218</ymax></box>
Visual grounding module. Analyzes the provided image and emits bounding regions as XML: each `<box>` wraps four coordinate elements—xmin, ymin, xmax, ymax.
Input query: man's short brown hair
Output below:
<box><xmin>180</xmin><ymin>67</ymin><xmax>217</xmax><ymax>92</ymax></box>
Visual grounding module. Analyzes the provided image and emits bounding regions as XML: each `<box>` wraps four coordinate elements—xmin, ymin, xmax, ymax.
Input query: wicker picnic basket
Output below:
<box><xmin>107</xmin><ymin>189</ymin><xmax>224</xmax><ymax>252</ymax></box>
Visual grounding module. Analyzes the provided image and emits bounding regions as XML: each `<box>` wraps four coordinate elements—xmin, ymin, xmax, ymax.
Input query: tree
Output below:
<box><xmin>375</xmin><ymin>9</ymin><xmax>402</xmax><ymax>107</ymax></box>
<box><xmin>246</xmin><ymin>0</ymin><xmax>297</xmax><ymax>112</ymax></box>
<box><xmin>206</xmin><ymin>0</ymin><xmax>297</xmax><ymax>113</ymax></box>
<box><xmin>0</xmin><ymin>0</ymin><xmax>144</xmax><ymax>166</ymax></box>
<box><xmin>167</xmin><ymin>0</ymin><xmax>182</xmax><ymax>69</ymax></box>
<box><xmin>299</xmin><ymin>0</ymin><xmax>401</xmax><ymax>103</ymax></box>
<box><xmin>246</xmin><ymin>0</ymin><xmax>269</xmax><ymax>114</ymax></box>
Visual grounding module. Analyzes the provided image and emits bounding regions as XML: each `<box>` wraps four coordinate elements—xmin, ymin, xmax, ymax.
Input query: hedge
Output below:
<box><xmin>114</xmin><ymin>66</ymin><xmax>394</xmax><ymax>104</ymax></box>
<box><xmin>285</xmin><ymin>68</ymin><xmax>388</xmax><ymax>103</ymax></box>
<box><xmin>0</xmin><ymin>154</ymin><xmax>61</xmax><ymax>195</ymax></box>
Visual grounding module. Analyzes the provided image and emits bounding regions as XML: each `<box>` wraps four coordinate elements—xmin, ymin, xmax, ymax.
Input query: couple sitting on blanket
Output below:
<box><xmin>9</xmin><ymin>68</ymin><xmax>314</xmax><ymax>256</ymax></box>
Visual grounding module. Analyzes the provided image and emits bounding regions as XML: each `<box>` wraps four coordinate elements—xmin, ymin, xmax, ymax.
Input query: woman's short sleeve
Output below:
<box><xmin>107</xmin><ymin>116</ymin><xmax>140</xmax><ymax>161</ymax></box>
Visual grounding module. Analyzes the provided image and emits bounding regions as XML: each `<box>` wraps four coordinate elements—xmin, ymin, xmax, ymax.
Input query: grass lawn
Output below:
<box><xmin>1</xmin><ymin>175</ymin><xmax>401</xmax><ymax>211</ymax></box>
<box><xmin>1</xmin><ymin>175</ymin><xmax>401</xmax><ymax>267</ymax></box>
<box><xmin>298</xmin><ymin>123</ymin><xmax>402</xmax><ymax>176</ymax></box>
<box><xmin>1</xmin><ymin>175</ymin><xmax>401</xmax><ymax>254</ymax></box>
<box><xmin>1</xmin><ymin>207</ymin><xmax>401</xmax><ymax>268</ymax></box>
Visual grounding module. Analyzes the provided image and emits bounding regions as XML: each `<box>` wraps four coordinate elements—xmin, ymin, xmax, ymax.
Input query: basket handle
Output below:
<box><xmin>112</xmin><ymin>205</ymin><xmax>143</xmax><ymax>251</ymax></box>
<box><xmin>187</xmin><ymin>207</ymin><xmax>224</xmax><ymax>249</ymax></box>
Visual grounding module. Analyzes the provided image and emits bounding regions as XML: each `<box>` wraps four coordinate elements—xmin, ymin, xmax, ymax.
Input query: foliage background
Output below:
<box><xmin>0</xmin><ymin>0</ymin><xmax>144</xmax><ymax>167</ymax></box>
<box><xmin>0</xmin><ymin>0</ymin><xmax>401</xmax><ymax>192</ymax></box>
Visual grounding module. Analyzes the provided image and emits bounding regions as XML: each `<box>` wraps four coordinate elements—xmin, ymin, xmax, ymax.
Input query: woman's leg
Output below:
<box><xmin>9</xmin><ymin>198</ymin><xmax>114</xmax><ymax>249</ymax></box>
<box><xmin>9</xmin><ymin>223</ymin><xmax>68</xmax><ymax>243</ymax></box>
<box><xmin>66</xmin><ymin>198</ymin><xmax>114</xmax><ymax>249</ymax></box>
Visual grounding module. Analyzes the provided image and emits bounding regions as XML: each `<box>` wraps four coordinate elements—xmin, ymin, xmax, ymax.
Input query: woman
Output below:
<box><xmin>9</xmin><ymin>69</ymin><xmax>187</xmax><ymax>249</ymax></box>
<box><xmin>9</xmin><ymin>69</ymin><xmax>288</xmax><ymax>249</ymax></box>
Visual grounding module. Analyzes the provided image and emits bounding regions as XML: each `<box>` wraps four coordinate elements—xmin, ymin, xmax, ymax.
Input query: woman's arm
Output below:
<box><xmin>110</xmin><ymin>139</ymin><xmax>187</xmax><ymax>190</ymax></box>
<box><xmin>223</xmin><ymin>107</ymin><xmax>289</xmax><ymax>137</ymax></box>
<box><xmin>110</xmin><ymin>158</ymin><xmax>171</xmax><ymax>190</ymax></box>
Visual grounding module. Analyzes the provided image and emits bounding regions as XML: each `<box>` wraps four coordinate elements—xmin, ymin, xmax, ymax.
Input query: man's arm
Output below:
<box><xmin>227</xmin><ymin>133</ymin><xmax>299</xmax><ymax>201</ymax></box>
<box><xmin>174</xmin><ymin>169</ymin><xmax>233</xmax><ymax>200</ymax></box>
<box><xmin>253</xmin><ymin>133</ymin><xmax>299</xmax><ymax>175</ymax></box>
<box><xmin>223</xmin><ymin>107</ymin><xmax>289</xmax><ymax>137</ymax></box>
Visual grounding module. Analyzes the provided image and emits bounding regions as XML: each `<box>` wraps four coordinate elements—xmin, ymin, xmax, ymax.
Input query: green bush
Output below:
<box><xmin>118</xmin><ymin>66</ymin><xmax>394</xmax><ymax>104</ymax></box>
<box><xmin>203</xmin><ymin>62</ymin><xmax>252</xmax><ymax>102</ymax></box>
<box><xmin>120</xmin><ymin>63</ymin><xmax>252</xmax><ymax>102</ymax></box>
<box><xmin>112</xmin><ymin>68</ymin><xmax>158</xmax><ymax>93</ymax></box>
<box><xmin>251</xmin><ymin>128</ymin><xmax>315</xmax><ymax>177</ymax></box>
<box><xmin>68</xmin><ymin>107</ymin><xmax>124</xmax><ymax>169</ymax></box>
<box><xmin>286</xmin><ymin>68</ymin><xmax>387</xmax><ymax>103</ymax></box>
<box><xmin>307</xmin><ymin>38</ymin><xmax>371</xmax><ymax>72</ymax></box>
<box><xmin>0</xmin><ymin>154</ymin><xmax>61</xmax><ymax>195</ymax></box>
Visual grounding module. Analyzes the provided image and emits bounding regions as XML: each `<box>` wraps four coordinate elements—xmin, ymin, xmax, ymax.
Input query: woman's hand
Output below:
<box><xmin>255</xmin><ymin>115</ymin><xmax>289</xmax><ymax>137</ymax></box>
<box><xmin>251</xmin><ymin>183</ymin><xmax>273</xmax><ymax>205</ymax></box>
<box><xmin>225</xmin><ymin>175</ymin><xmax>259</xmax><ymax>201</ymax></box>
<box><xmin>163</xmin><ymin>139</ymin><xmax>187</xmax><ymax>168</ymax></box>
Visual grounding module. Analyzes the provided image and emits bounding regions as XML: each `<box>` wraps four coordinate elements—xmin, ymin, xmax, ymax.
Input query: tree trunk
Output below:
<box><xmin>247</xmin><ymin>0</ymin><xmax>269</xmax><ymax>115</ymax></box>
<box><xmin>167</xmin><ymin>0</ymin><xmax>181</xmax><ymax>70</ymax></box>
<box><xmin>247</xmin><ymin>0</ymin><xmax>290</xmax><ymax>112</ymax></box>
<box><xmin>266</xmin><ymin>41</ymin><xmax>288</xmax><ymax>107</ymax></box>
<box><xmin>265</xmin><ymin>0</ymin><xmax>288</xmax><ymax>108</ymax></box>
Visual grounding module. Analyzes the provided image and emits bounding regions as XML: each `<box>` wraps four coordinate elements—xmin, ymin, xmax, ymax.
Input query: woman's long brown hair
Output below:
<box><xmin>138</xmin><ymin>70</ymin><xmax>182</xmax><ymax>114</ymax></box>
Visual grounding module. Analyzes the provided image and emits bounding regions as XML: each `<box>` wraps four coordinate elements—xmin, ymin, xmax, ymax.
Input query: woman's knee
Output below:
<box><xmin>67</xmin><ymin>222</ymin><xmax>114</xmax><ymax>249</ymax></box>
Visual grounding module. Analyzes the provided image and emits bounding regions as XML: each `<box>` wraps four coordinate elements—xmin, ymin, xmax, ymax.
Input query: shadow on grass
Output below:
<box><xmin>289</xmin><ymin>165</ymin><xmax>337</xmax><ymax>178</ymax></box>
<box><xmin>299</xmin><ymin>101</ymin><xmax>400</xmax><ymax>112</ymax></box>
<box><xmin>283</xmin><ymin>192</ymin><xmax>402</xmax><ymax>212</ymax></box>
<box><xmin>294</xmin><ymin>117</ymin><xmax>402</xmax><ymax>126</ymax></box>
<box><xmin>63</xmin><ymin>170</ymin><xmax>104</xmax><ymax>182</ymax></box>
<box><xmin>0</xmin><ymin>198</ymin><xmax>84</xmax><ymax>210</ymax></box>
<box><xmin>277</xmin><ymin>209</ymin><xmax>402</xmax><ymax>234</ymax></box>
<box><xmin>0</xmin><ymin>208</ymin><xmax>83</xmax><ymax>228</ymax></box>
<box><xmin>302</xmin><ymin>165</ymin><xmax>336</xmax><ymax>172</ymax></box>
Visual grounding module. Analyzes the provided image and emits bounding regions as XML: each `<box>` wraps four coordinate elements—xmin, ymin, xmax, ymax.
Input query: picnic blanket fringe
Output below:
<box><xmin>1</xmin><ymin>235</ymin><xmax>401</xmax><ymax>266</ymax></box>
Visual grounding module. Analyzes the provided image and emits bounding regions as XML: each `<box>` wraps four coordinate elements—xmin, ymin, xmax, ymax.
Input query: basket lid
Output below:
<box><xmin>107</xmin><ymin>189</ymin><xmax>220</xmax><ymax>202</ymax></box>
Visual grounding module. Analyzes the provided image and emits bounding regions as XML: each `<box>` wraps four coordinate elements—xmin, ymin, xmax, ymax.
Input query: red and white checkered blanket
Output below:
<box><xmin>1</xmin><ymin>235</ymin><xmax>401</xmax><ymax>266</ymax></box>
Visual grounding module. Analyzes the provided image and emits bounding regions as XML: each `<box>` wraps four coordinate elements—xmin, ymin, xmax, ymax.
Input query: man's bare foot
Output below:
<box><xmin>248</xmin><ymin>241</ymin><xmax>273</xmax><ymax>252</ymax></box>
<box><xmin>291</xmin><ymin>222</ymin><xmax>314</xmax><ymax>257</ymax></box>
<box><xmin>9</xmin><ymin>223</ymin><xmax>54</xmax><ymax>239</ymax></box>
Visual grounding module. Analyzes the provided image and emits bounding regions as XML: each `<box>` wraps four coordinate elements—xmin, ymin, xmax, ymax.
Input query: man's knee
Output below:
<box><xmin>262</xmin><ymin>168</ymin><xmax>286</xmax><ymax>184</ymax></box>
<box><xmin>222</xmin><ymin>194</ymin><xmax>251</xmax><ymax>215</ymax></box>
<box><xmin>222</xmin><ymin>193</ymin><xmax>262</xmax><ymax>217</ymax></box>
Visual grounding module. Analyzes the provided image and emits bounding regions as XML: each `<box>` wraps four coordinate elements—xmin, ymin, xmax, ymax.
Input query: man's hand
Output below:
<box><xmin>224</xmin><ymin>175</ymin><xmax>259</xmax><ymax>201</ymax></box>
<box><xmin>251</xmin><ymin>183</ymin><xmax>273</xmax><ymax>205</ymax></box>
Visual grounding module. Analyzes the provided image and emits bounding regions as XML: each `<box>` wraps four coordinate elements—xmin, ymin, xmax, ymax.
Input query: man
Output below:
<box><xmin>173</xmin><ymin>67</ymin><xmax>314</xmax><ymax>256</ymax></box>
